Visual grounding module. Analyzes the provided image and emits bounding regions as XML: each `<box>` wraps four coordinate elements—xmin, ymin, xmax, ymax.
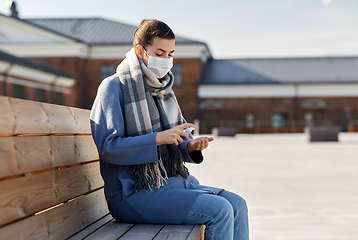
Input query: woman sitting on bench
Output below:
<box><xmin>90</xmin><ymin>19</ymin><xmax>249</xmax><ymax>240</ymax></box>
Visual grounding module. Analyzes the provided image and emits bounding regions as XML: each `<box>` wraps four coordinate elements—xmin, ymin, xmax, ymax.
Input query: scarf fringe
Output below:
<box><xmin>132</xmin><ymin>144</ymin><xmax>189</xmax><ymax>192</ymax></box>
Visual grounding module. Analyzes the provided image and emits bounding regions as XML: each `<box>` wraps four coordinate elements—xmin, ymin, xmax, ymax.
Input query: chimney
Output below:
<box><xmin>8</xmin><ymin>1</ymin><xmax>19</xmax><ymax>18</ymax></box>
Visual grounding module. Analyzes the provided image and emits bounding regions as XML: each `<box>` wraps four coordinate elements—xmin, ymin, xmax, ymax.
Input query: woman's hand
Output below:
<box><xmin>156</xmin><ymin>123</ymin><xmax>196</xmax><ymax>146</ymax></box>
<box><xmin>187</xmin><ymin>137</ymin><xmax>214</xmax><ymax>153</ymax></box>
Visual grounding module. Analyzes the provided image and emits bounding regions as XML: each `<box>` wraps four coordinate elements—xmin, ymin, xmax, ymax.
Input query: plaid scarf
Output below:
<box><xmin>117</xmin><ymin>48</ymin><xmax>189</xmax><ymax>192</ymax></box>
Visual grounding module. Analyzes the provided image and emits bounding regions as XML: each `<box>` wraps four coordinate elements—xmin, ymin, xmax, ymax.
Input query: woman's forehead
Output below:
<box><xmin>150</xmin><ymin>38</ymin><xmax>175</xmax><ymax>51</ymax></box>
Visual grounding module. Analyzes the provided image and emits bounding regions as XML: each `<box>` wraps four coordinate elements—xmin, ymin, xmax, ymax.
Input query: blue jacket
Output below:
<box><xmin>90</xmin><ymin>73</ymin><xmax>223</xmax><ymax>224</ymax></box>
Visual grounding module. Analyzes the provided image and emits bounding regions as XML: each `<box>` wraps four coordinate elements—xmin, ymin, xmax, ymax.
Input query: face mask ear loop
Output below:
<box><xmin>141</xmin><ymin>46</ymin><xmax>149</xmax><ymax>58</ymax></box>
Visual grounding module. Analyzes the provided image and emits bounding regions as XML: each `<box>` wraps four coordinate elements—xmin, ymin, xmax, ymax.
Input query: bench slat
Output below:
<box><xmin>0</xmin><ymin>137</ymin><xmax>17</xmax><ymax>178</ymax></box>
<box><xmin>119</xmin><ymin>224</ymin><xmax>164</xmax><ymax>240</ymax></box>
<box><xmin>152</xmin><ymin>224</ymin><xmax>196</xmax><ymax>240</ymax></box>
<box><xmin>42</xmin><ymin>102</ymin><xmax>78</xmax><ymax>134</ymax></box>
<box><xmin>0</xmin><ymin>161</ymin><xmax>103</xmax><ymax>227</ymax></box>
<box><xmin>66</xmin><ymin>214</ymin><xmax>114</xmax><ymax>240</ymax></box>
<box><xmin>75</xmin><ymin>135</ymin><xmax>99</xmax><ymax>163</ymax></box>
<box><xmin>84</xmin><ymin>220</ymin><xmax>134</xmax><ymax>240</ymax></box>
<box><xmin>0</xmin><ymin>97</ymin><xmax>92</xmax><ymax>135</ymax></box>
<box><xmin>50</xmin><ymin>135</ymin><xmax>98</xmax><ymax>166</ymax></box>
<box><xmin>0</xmin><ymin>135</ymin><xmax>98</xmax><ymax>178</ymax></box>
<box><xmin>69</xmin><ymin>107</ymin><xmax>92</xmax><ymax>134</ymax></box>
<box><xmin>15</xmin><ymin>136</ymin><xmax>53</xmax><ymax>174</ymax></box>
<box><xmin>0</xmin><ymin>188</ymin><xmax>108</xmax><ymax>240</ymax></box>
<box><xmin>186</xmin><ymin>225</ymin><xmax>205</xmax><ymax>240</ymax></box>
<box><xmin>9</xmin><ymin>97</ymin><xmax>51</xmax><ymax>135</ymax></box>
<box><xmin>0</xmin><ymin>96</ymin><xmax>15</xmax><ymax>135</ymax></box>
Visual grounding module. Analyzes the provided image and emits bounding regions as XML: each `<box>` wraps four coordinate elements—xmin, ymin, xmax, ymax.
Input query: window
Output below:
<box><xmin>55</xmin><ymin>92</ymin><xmax>63</xmax><ymax>105</ymax></box>
<box><xmin>244</xmin><ymin>113</ymin><xmax>255</xmax><ymax>129</ymax></box>
<box><xmin>100</xmin><ymin>65</ymin><xmax>116</xmax><ymax>81</ymax></box>
<box><xmin>172</xmin><ymin>64</ymin><xmax>182</xmax><ymax>87</ymax></box>
<box><xmin>37</xmin><ymin>89</ymin><xmax>46</xmax><ymax>102</ymax></box>
<box><xmin>271</xmin><ymin>113</ymin><xmax>286</xmax><ymax>128</ymax></box>
<box><xmin>304</xmin><ymin>112</ymin><xmax>314</xmax><ymax>127</ymax></box>
<box><xmin>13</xmin><ymin>84</ymin><xmax>25</xmax><ymax>99</ymax></box>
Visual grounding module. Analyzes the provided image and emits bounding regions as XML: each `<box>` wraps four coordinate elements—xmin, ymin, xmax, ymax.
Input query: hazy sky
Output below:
<box><xmin>1</xmin><ymin>0</ymin><xmax>358</xmax><ymax>59</ymax></box>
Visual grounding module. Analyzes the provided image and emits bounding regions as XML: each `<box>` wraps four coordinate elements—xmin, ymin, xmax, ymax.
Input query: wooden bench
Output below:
<box><xmin>0</xmin><ymin>96</ymin><xmax>204</xmax><ymax>240</ymax></box>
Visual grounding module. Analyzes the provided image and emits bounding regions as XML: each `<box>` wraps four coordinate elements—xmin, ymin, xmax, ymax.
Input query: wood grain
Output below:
<box><xmin>0</xmin><ymin>188</ymin><xmax>108</xmax><ymax>240</ymax></box>
<box><xmin>0</xmin><ymin>137</ymin><xmax>17</xmax><ymax>179</ymax></box>
<box><xmin>50</xmin><ymin>135</ymin><xmax>77</xmax><ymax>166</ymax></box>
<box><xmin>9</xmin><ymin>98</ymin><xmax>50</xmax><ymax>135</ymax></box>
<box><xmin>15</xmin><ymin>136</ymin><xmax>53</xmax><ymax>174</ymax></box>
<box><xmin>67</xmin><ymin>214</ymin><xmax>114</xmax><ymax>240</ymax></box>
<box><xmin>42</xmin><ymin>103</ymin><xmax>78</xmax><ymax>134</ymax></box>
<box><xmin>119</xmin><ymin>224</ymin><xmax>164</xmax><ymax>240</ymax></box>
<box><xmin>75</xmin><ymin>135</ymin><xmax>99</xmax><ymax>162</ymax></box>
<box><xmin>84</xmin><ymin>220</ymin><xmax>134</xmax><ymax>240</ymax></box>
<box><xmin>186</xmin><ymin>225</ymin><xmax>205</xmax><ymax>240</ymax></box>
<box><xmin>153</xmin><ymin>224</ymin><xmax>194</xmax><ymax>240</ymax></box>
<box><xmin>0</xmin><ymin>135</ymin><xmax>98</xmax><ymax>177</ymax></box>
<box><xmin>0</xmin><ymin>162</ymin><xmax>103</xmax><ymax>227</ymax></box>
<box><xmin>69</xmin><ymin>107</ymin><xmax>92</xmax><ymax>134</ymax></box>
<box><xmin>0</xmin><ymin>96</ymin><xmax>16</xmax><ymax>135</ymax></box>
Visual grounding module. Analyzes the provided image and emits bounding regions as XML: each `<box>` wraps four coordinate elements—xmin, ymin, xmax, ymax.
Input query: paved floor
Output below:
<box><xmin>187</xmin><ymin>132</ymin><xmax>358</xmax><ymax>240</ymax></box>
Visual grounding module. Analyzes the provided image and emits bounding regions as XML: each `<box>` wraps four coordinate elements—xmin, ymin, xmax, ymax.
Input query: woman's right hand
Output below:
<box><xmin>156</xmin><ymin>123</ymin><xmax>196</xmax><ymax>146</ymax></box>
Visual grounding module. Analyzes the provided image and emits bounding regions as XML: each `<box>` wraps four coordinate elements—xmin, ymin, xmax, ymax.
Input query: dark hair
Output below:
<box><xmin>133</xmin><ymin>19</ymin><xmax>175</xmax><ymax>48</ymax></box>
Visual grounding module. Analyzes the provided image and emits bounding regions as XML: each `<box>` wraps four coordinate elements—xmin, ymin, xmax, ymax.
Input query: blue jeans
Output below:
<box><xmin>181</xmin><ymin>190</ymin><xmax>249</xmax><ymax>240</ymax></box>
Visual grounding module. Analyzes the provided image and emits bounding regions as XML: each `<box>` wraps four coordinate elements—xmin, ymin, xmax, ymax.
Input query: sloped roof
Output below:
<box><xmin>200</xmin><ymin>57</ymin><xmax>358</xmax><ymax>85</ymax></box>
<box><xmin>24</xmin><ymin>18</ymin><xmax>204</xmax><ymax>45</ymax></box>
<box><xmin>0</xmin><ymin>50</ymin><xmax>73</xmax><ymax>78</ymax></box>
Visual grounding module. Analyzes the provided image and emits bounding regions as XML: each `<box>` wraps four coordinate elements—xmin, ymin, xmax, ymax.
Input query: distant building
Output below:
<box><xmin>1</xmin><ymin>10</ymin><xmax>357</xmax><ymax>133</ymax></box>
<box><xmin>199</xmin><ymin>57</ymin><xmax>358</xmax><ymax>133</ymax></box>
<box><xmin>0</xmin><ymin>49</ymin><xmax>75</xmax><ymax>104</ymax></box>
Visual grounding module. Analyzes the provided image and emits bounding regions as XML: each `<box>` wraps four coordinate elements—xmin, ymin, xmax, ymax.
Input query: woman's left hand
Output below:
<box><xmin>187</xmin><ymin>137</ymin><xmax>214</xmax><ymax>153</ymax></box>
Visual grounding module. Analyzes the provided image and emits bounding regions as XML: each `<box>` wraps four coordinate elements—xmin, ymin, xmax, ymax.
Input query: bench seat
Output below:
<box><xmin>68</xmin><ymin>214</ymin><xmax>204</xmax><ymax>240</ymax></box>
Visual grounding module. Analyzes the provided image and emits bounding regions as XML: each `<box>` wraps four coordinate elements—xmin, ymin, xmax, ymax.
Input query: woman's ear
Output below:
<box><xmin>135</xmin><ymin>45</ymin><xmax>144</xmax><ymax>60</ymax></box>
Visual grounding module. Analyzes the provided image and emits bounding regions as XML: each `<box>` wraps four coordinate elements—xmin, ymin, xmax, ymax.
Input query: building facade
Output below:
<box><xmin>198</xmin><ymin>58</ymin><xmax>358</xmax><ymax>133</ymax></box>
<box><xmin>0</xmin><ymin>49</ymin><xmax>75</xmax><ymax>104</ymax></box>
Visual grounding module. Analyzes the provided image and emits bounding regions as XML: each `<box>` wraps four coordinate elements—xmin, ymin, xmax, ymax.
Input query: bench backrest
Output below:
<box><xmin>0</xmin><ymin>96</ymin><xmax>108</xmax><ymax>239</ymax></box>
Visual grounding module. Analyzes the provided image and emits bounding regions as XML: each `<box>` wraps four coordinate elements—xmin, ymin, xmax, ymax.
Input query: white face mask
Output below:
<box><xmin>142</xmin><ymin>47</ymin><xmax>173</xmax><ymax>79</ymax></box>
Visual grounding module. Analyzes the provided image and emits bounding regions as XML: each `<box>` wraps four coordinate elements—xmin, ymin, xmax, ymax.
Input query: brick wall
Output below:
<box><xmin>173</xmin><ymin>58</ymin><xmax>203</xmax><ymax>123</ymax></box>
<box><xmin>86</xmin><ymin>59</ymin><xmax>123</xmax><ymax>108</ymax></box>
<box><xmin>199</xmin><ymin>96</ymin><xmax>358</xmax><ymax>133</ymax></box>
<box><xmin>29</xmin><ymin>57</ymin><xmax>204</xmax><ymax>121</ymax></box>
<box><xmin>0</xmin><ymin>76</ymin><xmax>69</xmax><ymax>104</ymax></box>
<box><xmin>29</xmin><ymin>57</ymin><xmax>84</xmax><ymax>108</ymax></box>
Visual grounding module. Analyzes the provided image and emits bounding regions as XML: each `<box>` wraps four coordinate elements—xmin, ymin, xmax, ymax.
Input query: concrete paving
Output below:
<box><xmin>187</xmin><ymin>132</ymin><xmax>358</xmax><ymax>240</ymax></box>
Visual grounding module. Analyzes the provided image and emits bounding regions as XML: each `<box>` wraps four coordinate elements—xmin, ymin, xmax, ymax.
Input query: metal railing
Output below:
<box><xmin>198</xmin><ymin>119</ymin><xmax>357</xmax><ymax>134</ymax></box>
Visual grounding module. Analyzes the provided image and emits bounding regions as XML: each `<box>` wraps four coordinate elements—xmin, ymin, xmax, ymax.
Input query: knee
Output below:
<box><xmin>233</xmin><ymin>195</ymin><xmax>248</xmax><ymax>216</ymax></box>
<box><xmin>220</xmin><ymin>191</ymin><xmax>248</xmax><ymax>217</ymax></box>
<box><xmin>214</xmin><ymin>197</ymin><xmax>235</xmax><ymax>222</ymax></box>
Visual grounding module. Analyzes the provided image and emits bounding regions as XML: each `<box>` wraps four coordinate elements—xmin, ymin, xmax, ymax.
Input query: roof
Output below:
<box><xmin>200</xmin><ymin>57</ymin><xmax>358</xmax><ymax>85</ymax></box>
<box><xmin>24</xmin><ymin>18</ymin><xmax>204</xmax><ymax>45</ymax></box>
<box><xmin>0</xmin><ymin>49</ymin><xmax>75</xmax><ymax>87</ymax></box>
<box><xmin>0</xmin><ymin>50</ymin><xmax>74</xmax><ymax>79</ymax></box>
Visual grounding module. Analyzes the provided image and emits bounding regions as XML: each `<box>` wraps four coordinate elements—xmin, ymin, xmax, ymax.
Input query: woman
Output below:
<box><xmin>90</xmin><ymin>19</ymin><xmax>249</xmax><ymax>240</ymax></box>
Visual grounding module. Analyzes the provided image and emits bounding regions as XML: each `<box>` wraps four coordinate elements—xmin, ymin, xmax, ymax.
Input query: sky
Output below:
<box><xmin>1</xmin><ymin>0</ymin><xmax>358</xmax><ymax>59</ymax></box>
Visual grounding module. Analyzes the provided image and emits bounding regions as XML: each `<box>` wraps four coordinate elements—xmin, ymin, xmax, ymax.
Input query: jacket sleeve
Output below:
<box><xmin>90</xmin><ymin>75</ymin><xmax>159</xmax><ymax>166</ymax></box>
